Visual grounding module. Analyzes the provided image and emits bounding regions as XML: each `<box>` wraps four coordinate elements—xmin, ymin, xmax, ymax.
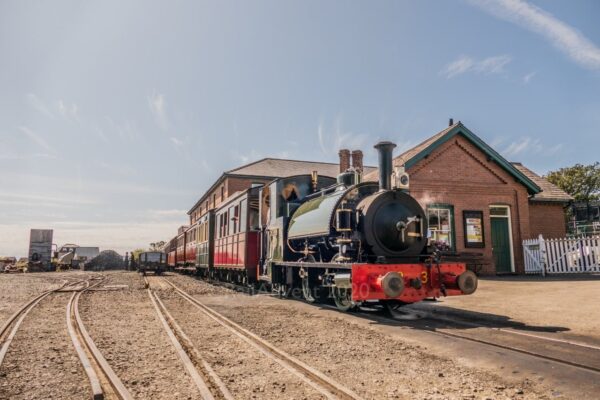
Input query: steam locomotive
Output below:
<box><xmin>165</xmin><ymin>141</ymin><xmax>478</xmax><ymax>312</ymax></box>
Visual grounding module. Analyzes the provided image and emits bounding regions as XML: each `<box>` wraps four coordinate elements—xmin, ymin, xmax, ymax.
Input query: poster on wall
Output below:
<box><xmin>463</xmin><ymin>210</ymin><xmax>484</xmax><ymax>248</ymax></box>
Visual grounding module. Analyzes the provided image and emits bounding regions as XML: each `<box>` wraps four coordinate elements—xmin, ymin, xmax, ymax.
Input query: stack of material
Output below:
<box><xmin>84</xmin><ymin>250</ymin><xmax>124</xmax><ymax>271</ymax></box>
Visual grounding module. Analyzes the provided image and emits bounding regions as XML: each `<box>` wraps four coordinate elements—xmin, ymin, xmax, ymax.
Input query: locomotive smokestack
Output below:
<box><xmin>374</xmin><ymin>141</ymin><xmax>396</xmax><ymax>191</ymax></box>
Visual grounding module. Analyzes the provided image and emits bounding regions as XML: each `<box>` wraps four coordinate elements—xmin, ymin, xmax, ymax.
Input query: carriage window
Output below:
<box><xmin>240</xmin><ymin>200</ymin><xmax>247</xmax><ymax>233</ymax></box>
<box><xmin>228</xmin><ymin>206</ymin><xmax>236</xmax><ymax>234</ymax></box>
<box><xmin>427</xmin><ymin>206</ymin><xmax>454</xmax><ymax>250</ymax></box>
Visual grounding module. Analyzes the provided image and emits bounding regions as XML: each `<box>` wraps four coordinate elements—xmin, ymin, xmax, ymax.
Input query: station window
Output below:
<box><xmin>427</xmin><ymin>204</ymin><xmax>455</xmax><ymax>251</ymax></box>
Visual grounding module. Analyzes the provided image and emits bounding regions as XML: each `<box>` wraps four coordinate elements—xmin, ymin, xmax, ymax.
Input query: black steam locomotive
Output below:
<box><xmin>170</xmin><ymin>141</ymin><xmax>478</xmax><ymax>312</ymax></box>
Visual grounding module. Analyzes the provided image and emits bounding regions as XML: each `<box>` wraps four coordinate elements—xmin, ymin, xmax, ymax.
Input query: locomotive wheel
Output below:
<box><xmin>332</xmin><ymin>287</ymin><xmax>357</xmax><ymax>312</ymax></box>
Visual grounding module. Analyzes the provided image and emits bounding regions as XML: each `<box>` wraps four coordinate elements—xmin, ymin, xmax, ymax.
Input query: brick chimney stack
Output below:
<box><xmin>339</xmin><ymin>149</ymin><xmax>350</xmax><ymax>173</ymax></box>
<box><xmin>351</xmin><ymin>150</ymin><xmax>363</xmax><ymax>172</ymax></box>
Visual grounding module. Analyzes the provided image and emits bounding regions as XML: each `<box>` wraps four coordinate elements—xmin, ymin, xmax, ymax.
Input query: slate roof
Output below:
<box><xmin>511</xmin><ymin>163</ymin><xmax>573</xmax><ymax>202</ymax></box>
<box><xmin>227</xmin><ymin>157</ymin><xmax>376</xmax><ymax>178</ymax></box>
<box><xmin>188</xmin><ymin>158</ymin><xmax>376</xmax><ymax>214</ymax></box>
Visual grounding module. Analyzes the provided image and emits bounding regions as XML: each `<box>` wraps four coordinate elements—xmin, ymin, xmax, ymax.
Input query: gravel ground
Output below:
<box><xmin>165</xmin><ymin>274</ymin><xmax>234</xmax><ymax>296</ymax></box>
<box><xmin>80</xmin><ymin>272</ymin><xmax>201</xmax><ymax>400</ymax></box>
<box><xmin>155</xmin><ymin>288</ymin><xmax>324</xmax><ymax>400</ymax></box>
<box><xmin>203</xmin><ymin>295</ymin><xmax>551</xmax><ymax>400</ymax></box>
<box><xmin>0</xmin><ymin>292</ymin><xmax>89</xmax><ymax>400</ymax></box>
<box><xmin>0</xmin><ymin>271</ymin><xmax>93</xmax><ymax>326</ymax></box>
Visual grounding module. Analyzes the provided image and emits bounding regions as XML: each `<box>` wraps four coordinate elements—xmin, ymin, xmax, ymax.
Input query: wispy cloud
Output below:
<box><xmin>19</xmin><ymin>126</ymin><xmax>56</xmax><ymax>153</ymax></box>
<box><xmin>441</xmin><ymin>54</ymin><xmax>512</xmax><ymax>78</ymax></box>
<box><xmin>26</xmin><ymin>93</ymin><xmax>55</xmax><ymax>119</ymax></box>
<box><xmin>523</xmin><ymin>71</ymin><xmax>537</xmax><ymax>84</ymax></box>
<box><xmin>317</xmin><ymin>115</ymin><xmax>370</xmax><ymax>159</ymax></box>
<box><xmin>57</xmin><ymin>100</ymin><xmax>79</xmax><ymax>121</ymax></box>
<box><xmin>148</xmin><ymin>92</ymin><xmax>169</xmax><ymax>130</ymax></box>
<box><xmin>170</xmin><ymin>136</ymin><xmax>183</xmax><ymax>146</ymax></box>
<box><xmin>0</xmin><ymin>153</ymin><xmax>57</xmax><ymax>161</ymax></box>
<box><xmin>502</xmin><ymin>136</ymin><xmax>563</xmax><ymax>158</ymax></box>
<box><xmin>468</xmin><ymin>0</ymin><xmax>600</xmax><ymax>70</ymax></box>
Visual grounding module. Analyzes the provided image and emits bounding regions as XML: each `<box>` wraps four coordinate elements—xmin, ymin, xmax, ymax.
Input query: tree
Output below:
<box><xmin>131</xmin><ymin>248</ymin><xmax>146</xmax><ymax>260</ymax></box>
<box><xmin>149</xmin><ymin>241</ymin><xmax>166</xmax><ymax>251</ymax></box>
<box><xmin>545</xmin><ymin>162</ymin><xmax>600</xmax><ymax>202</ymax></box>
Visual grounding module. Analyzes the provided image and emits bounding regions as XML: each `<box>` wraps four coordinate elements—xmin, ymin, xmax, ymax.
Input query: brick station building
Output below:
<box><xmin>364</xmin><ymin>121</ymin><xmax>572</xmax><ymax>274</ymax></box>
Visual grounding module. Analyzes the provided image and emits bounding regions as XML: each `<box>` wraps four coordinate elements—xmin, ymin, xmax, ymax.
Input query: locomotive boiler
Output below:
<box><xmin>263</xmin><ymin>141</ymin><xmax>478</xmax><ymax>311</ymax></box>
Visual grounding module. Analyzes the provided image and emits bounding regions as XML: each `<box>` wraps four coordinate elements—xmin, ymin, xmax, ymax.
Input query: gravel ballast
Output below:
<box><xmin>0</xmin><ymin>292</ymin><xmax>90</xmax><ymax>400</ymax></box>
<box><xmin>79</xmin><ymin>272</ymin><xmax>201</xmax><ymax>399</ymax></box>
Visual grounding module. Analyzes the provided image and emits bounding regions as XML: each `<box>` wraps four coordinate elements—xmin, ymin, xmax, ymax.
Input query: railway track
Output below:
<box><xmin>144</xmin><ymin>275</ymin><xmax>233</xmax><ymax>400</ymax></box>
<box><xmin>181</xmin><ymin>273</ymin><xmax>600</xmax><ymax>378</ymax></box>
<box><xmin>146</xmin><ymin>274</ymin><xmax>363</xmax><ymax>400</ymax></box>
<box><xmin>67</xmin><ymin>276</ymin><xmax>133</xmax><ymax>400</ymax></box>
<box><xmin>0</xmin><ymin>278</ymin><xmax>83</xmax><ymax>366</ymax></box>
<box><xmin>327</xmin><ymin>303</ymin><xmax>600</xmax><ymax>376</ymax></box>
<box><xmin>0</xmin><ymin>275</ymin><xmax>134</xmax><ymax>400</ymax></box>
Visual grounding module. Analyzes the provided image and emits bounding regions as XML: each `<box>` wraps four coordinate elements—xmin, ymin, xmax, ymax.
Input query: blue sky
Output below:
<box><xmin>1</xmin><ymin>0</ymin><xmax>599</xmax><ymax>256</ymax></box>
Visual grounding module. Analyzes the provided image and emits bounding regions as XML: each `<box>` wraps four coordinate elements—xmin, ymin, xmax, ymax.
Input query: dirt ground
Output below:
<box><xmin>413</xmin><ymin>275</ymin><xmax>600</xmax><ymax>340</ymax></box>
<box><xmin>0</xmin><ymin>271</ymin><xmax>92</xmax><ymax>326</ymax></box>
<box><xmin>79</xmin><ymin>272</ymin><xmax>201</xmax><ymax>400</ymax></box>
<box><xmin>1</xmin><ymin>271</ymin><xmax>599</xmax><ymax>399</ymax></box>
<box><xmin>0</xmin><ymin>292</ymin><xmax>89</xmax><ymax>400</ymax></box>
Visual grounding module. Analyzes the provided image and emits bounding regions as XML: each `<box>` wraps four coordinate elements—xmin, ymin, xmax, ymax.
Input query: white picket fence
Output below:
<box><xmin>523</xmin><ymin>235</ymin><xmax>600</xmax><ymax>275</ymax></box>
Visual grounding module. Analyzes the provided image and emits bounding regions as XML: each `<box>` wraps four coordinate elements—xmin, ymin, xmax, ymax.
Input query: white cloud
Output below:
<box><xmin>57</xmin><ymin>100</ymin><xmax>79</xmax><ymax>121</ymax></box>
<box><xmin>441</xmin><ymin>54</ymin><xmax>512</xmax><ymax>78</ymax></box>
<box><xmin>170</xmin><ymin>136</ymin><xmax>183</xmax><ymax>146</ymax></box>
<box><xmin>0</xmin><ymin>153</ymin><xmax>57</xmax><ymax>161</ymax></box>
<box><xmin>502</xmin><ymin>136</ymin><xmax>563</xmax><ymax>158</ymax></box>
<box><xmin>26</xmin><ymin>93</ymin><xmax>55</xmax><ymax>119</ymax></box>
<box><xmin>148</xmin><ymin>92</ymin><xmax>169</xmax><ymax>130</ymax></box>
<box><xmin>523</xmin><ymin>71</ymin><xmax>537</xmax><ymax>84</ymax></box>
<box><xmin>468</xmin><ymin>0</ymin><xmax>600</xmax><ymax>70</ymax></box>
<box><xmin>19</xmin><ymin>126</ymin><xmax>56</xmax><ymax>153</ymax></box>
<box><xmin>318</xmin><ymin>115</ymin><xmax>370</xmax><ymax>159</ymax></box>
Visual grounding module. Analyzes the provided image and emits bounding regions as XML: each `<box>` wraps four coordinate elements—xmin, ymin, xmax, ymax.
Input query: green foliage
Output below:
<box><xmin>546</xmin><ymin>162</ymin><xmax>600</xmax><ymax>202</ymax></box>
<box><xmin>131</xmin><ymin>248</ymin><xmax>146</xmax><ymax>260</ymax></box>
<box><xmin>149</xmin><ymin>241</ymin><xmax>166</xmax><ymax>251</ymax></box>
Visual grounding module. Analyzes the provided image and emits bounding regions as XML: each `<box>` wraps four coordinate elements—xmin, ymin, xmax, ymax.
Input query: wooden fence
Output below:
<box><xmin>523</xmin><ymin>235</ymin><xmax>600</xmax><ymax>275</ymax></box>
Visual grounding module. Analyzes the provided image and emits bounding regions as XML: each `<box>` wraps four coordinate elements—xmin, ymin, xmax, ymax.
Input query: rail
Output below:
<box><xmin>162</xmin><ymin>277</ymin><xmax>364</xmax><ymax>400</ymax></box>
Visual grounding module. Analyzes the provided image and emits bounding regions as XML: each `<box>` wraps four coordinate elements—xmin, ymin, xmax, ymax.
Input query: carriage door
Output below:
<box><xmin>490</xmin><ymin>205</ymin><xmax>514</xmax><ymax>274</ymax></box>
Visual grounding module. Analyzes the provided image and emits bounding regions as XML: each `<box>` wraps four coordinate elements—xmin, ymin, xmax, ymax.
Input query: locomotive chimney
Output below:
<box><xmin>351</xmin><ymin>150</ymin><xmax>363</xmax><ymax>172</ymax></box>
<box><xmin>338</xmin><ymin>149</ymin><xmax>351</xmax><ymax>173</ymax></box>
<box><xmin>374</xmin><ymin>141</ymin><xmax>396</xmax><ymax>191</ymax></box>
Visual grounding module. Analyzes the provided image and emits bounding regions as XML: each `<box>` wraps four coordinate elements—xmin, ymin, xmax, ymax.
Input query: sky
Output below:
<box><xmin>1</xmin><ymin>0</ymin><xmax>599</xmax><ymax>257</ymax></box>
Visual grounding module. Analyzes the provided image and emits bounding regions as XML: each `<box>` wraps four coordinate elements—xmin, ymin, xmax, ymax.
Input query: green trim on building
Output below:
<box><xmin>405</xmin><ymin>123</ymin><xmax>541</xmax><ymax>195</ymax></box>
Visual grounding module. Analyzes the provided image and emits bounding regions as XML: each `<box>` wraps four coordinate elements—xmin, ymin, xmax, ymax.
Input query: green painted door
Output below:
<box><xmin>491</xmin><ymin>217</ymin><xmax>512</xmax><ymax>273</ymax></box>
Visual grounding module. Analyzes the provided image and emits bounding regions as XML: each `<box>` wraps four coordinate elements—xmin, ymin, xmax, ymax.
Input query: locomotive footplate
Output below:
<box><xmin>275</xmin><ymin>261</ymin><xmax>352</xmax><ymax>270</ymax></box>
<box><xmin>350</xmin><ymin>263</ymin><xmax>477</xmax><ymax>302</ymax></box>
